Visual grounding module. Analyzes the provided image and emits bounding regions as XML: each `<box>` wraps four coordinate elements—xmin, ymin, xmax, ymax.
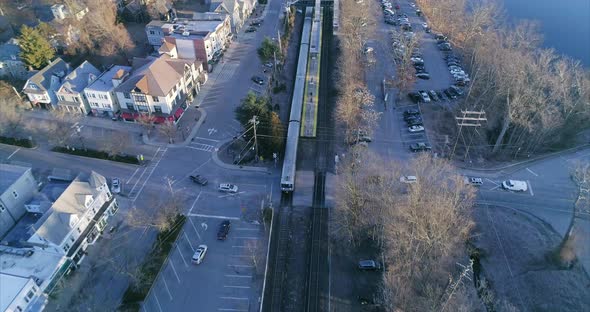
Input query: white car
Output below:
<box><xmin>408</xmin><ymin>125</ymin><xmax>425</xmax><ymax>132</ymax></box>
<box><xmin>219</xmin><ymin>183</ymin><xmax>239</xmax><ymax>193</ymax></box>
<box><xmin>418</xmin><ymin>91</ymin><xmax>431</xmax><ymax>102</ymax></box>
<box><xmin>400</xmin><ymin>175</ymin><xmax>418</xmax><ymax>184</ymax></box>
<box><xmin>191</xmin><ymin>245</ymin><xmax>208</xmax><ymax>264</ymax></box>
<box><xmin>502</xmin><ymin>180</ymin><xmax>528</xmax><ymax>192</ymax></box>
<box><xmin>111</xmin><ymin>178</ymin><xmax>121</xmax><ymax>194</ymax></box>
<box><xmin>465</xmin><ymin>177</ymin><xmax>483</xmax><ymax>186</ymax></box>
<box><xmin>421</xmin><ymin>22</ymin><xmax>428</xmax><ymax>29</ymax></box>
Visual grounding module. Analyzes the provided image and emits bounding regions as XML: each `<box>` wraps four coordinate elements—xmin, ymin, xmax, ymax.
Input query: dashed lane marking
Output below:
<box><xmin>527</xmin><ymin>180</ymin><xmax>534</xmax><ymax>196</ymax></box>
<box><xmin>526</xmin><ymin>167</ymin><xmax>539</xmax><ymax>177</ymax></box>
<box><xmin>187</xmin><ymin>213</ymin><xmax>240</xmax><ymax>220</ymax></box>
<box><xmin>6</xmin><ymin>148</ymin><xmax>20</xmax><ymax>160</ymax></box>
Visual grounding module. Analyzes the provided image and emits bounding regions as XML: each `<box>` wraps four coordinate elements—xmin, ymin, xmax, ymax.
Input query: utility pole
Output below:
<box><xmin>451</xmin><ymin>110</ymin><xmax>487</xmax><ymax>161</ymax></box>
<box><xmin>250</xmin><ymin>115</ymin><xmax>260</xmax><ymax>161</ymax></box>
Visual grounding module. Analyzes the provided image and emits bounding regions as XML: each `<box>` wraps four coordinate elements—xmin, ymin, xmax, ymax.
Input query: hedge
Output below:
<box><xmin>0</xmin><ymin>136</ymin><xmax>35</xmax><ymax>148</ymax></box>
<box><xmin>51</xmin><ymin>146</ymin><xmax>139</xmax><ymax>164</ymax></box>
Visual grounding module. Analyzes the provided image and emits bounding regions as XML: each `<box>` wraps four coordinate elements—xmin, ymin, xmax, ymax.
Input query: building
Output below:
<box><xmin>22</xmin><ymin>58</ymin><xmax>71</xmax><ymax>109</ymax></box>
<box><xmin>51</xmin><ymin>4</ymin><xmax>67</xmax><ymax>20</ymax></box>
<box><xmin>0</xmin><ymin>164</ymin><xmax>37</xmax><ymax>239</ymax></box>
<box><xmin>210</xmin><ymin>0</ymin><xmax>256</xmax><ymax>33</ymax></box>
<box><xmin>55</xmin><ymin>61</ymin><xmax>101</xmax><ymax>114</ymax></box>
<box><xmin>114</xmin><ymin>54</ymin><xmax>206</xmax><ymax>123</ymax></box>
<box><xmin>0</xmin><ymin>39</ymin><xmax>31</xmax><ymax>80</ymax></box>
<box><xmin>145</xmin><ymin>14</ymin><xmax>231</xmax><ymax>70</ymax></box>
<box><xmin>0</xmin><ymin>171</ymin><xmax>117</xmax><ymax>312</ymax></box>
<box><xmin>83</xmin><ymin>65</ymin><xmax>132</xmax><ymax>118</ymax></box>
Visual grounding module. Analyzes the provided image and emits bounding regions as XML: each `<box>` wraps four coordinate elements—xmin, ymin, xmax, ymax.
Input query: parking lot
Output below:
<box><xmin>142</xmin><ymin>177</ymin><xmax>271</xmax><ymax>312</ymax></box>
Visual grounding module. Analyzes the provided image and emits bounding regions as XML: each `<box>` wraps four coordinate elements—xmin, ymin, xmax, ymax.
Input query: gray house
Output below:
<box><xmin>22</xmin><ymin>58</ymin><xmax>71</xmax><ymax>110</ymax></box>
<box><xmin>0</xmin><ymin>164</ymin><xmax>37</xmax><ymax>239</ymax></box>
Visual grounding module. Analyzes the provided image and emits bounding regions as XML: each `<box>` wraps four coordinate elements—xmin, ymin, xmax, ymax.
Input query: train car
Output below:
<box><xmin>280</xmin><ymin>121</ymin><xmax>301</xmax><ymax>191</ymax></box>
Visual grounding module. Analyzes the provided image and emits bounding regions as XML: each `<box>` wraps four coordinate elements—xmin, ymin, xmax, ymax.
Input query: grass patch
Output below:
<box><xmin>0</xmin><ymin>136</ymin><xmax>35</xmax><ymax>148</ymax></box>
<box><xmin>119</xmin><ymin>214</ymin><xmax>187</xmax><ymax>311</ymax></box>
<box><xmin>51</xmin><ymin>146</ymin><xmax>139</xmax><ymax>164</ymax></box>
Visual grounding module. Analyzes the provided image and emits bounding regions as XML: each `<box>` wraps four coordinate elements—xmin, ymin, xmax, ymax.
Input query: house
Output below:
<box><xmin>0</xmin><ymin>38</ymin><xmax>31</xmax><ymax>80</ymax></box>
<box><xmin>210</xmin><ymin>0</ymin><xmax>243</xmax><ymax>33</ymax></box>
<box><xmin>55</xmin><ymin>61</ymin><xmax>101</xmax><ymax>114</ymax></box>
<box><xmin>83</xmin><ymin>65</ymin><xmax>132</xmax><ymax>118</ymax></box>
<box><xmin>51</xmin><ymin>4</ymin><xmax>67</xmax><ymax>20</ymax></box>
<box><xmin>27</xmin><ymin>171</ymin><xmax>118</xmax><ymax>265</ymax></box>
<box><xmin>114</xmin><ymin>54</ymin><xmax>206</xmax><ymax>123</ymax></box>
<box><xmin>22</xmin><ymin>58</ymin><xmax>70</xmax><ymax>109</ymax></box>
<box><xmin>0</xmin><ymin>171</ymin><xmax>117</xmax><ymax>312</ymax></box>
<box><xmin>145</xmin><ymin>14</ymin><xmax>232</xmax><ymax>71</ymax></box>
<box><xmin>238</xmin><ymin>0</ymin><xmax>257</xmax><ymax>26</ymax></box>
<box><xmin>0</xmin><ymin>164</ymin><xmax>37</xmax><ymax>239</ymax></box>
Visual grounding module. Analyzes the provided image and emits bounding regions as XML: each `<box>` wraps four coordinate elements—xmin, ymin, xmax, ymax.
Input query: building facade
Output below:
<box><xmin>22</xmin><ymin>58</ymin><xmax>70</xmax><ymax>109</ymax></box>
<box><xmin>55</xmin><ymin>61</ymin><xmax>101</xmax><ymax>114</ymax></box>
<box><xmin>0</xmin><ymin>38</ymin><xmax>30</xmax><ymax>80</ymax></box>
<box><xmin>83</xmin><ymin>65</ymin><xmax>132</xmax><ymax>118</ymax></box>
<box><xmin>0</xmin><ymin>164</ymin><xmax>37</xmax><ymax>239</ymax></box>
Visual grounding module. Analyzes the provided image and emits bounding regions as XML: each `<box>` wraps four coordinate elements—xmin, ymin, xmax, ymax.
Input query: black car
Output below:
<box><xmin>217</xmin><ymin>220</ymin><xmax>231</xmax><ymax>240</ymax></box>
<box><xmin>402</xmin><ymin>24</ymin><xmax>413</xmax><ymax>31</ymax></box>
<box><xmin>444</xmin><ymin>88</ymin><xmax>458</xmax><ymax>99</ymax></box>
<box><xmin>414</xmin><ymin>64</ymin><xmax>425</xmax><ymax>71</ymax></box>
<box><xmin>404</xmin><ymin>114</ymin><xmax>422</xmax><ymax>122</ymax></box>
<box><xmin>435</xmin><ymin>33</ymin><xmax>447</xmax><ymax>41</ymax></box>
<box><xmin>410</xmin><ymin>142</ymin><xmax>432</xmax><ymax>152</ymax></box>
<box><xmin>245</xmin><ymin>26</ymin><xmax>257</xmax><ymax>33</ymax></box>
<box><xmin>385</xmin><ymin>19</ymin><xmax>397</xmax><ymax>25</ymax></box>
<box><xmin>408</xmin><ymin>92</ymin><xmax>421</xmax><ymax>103</ymax></box>
<box><xmin>250</xmin><ymin>20</ymin><xmax>262</xmax><ymax>26</ymax></box>
<box><xmin>251</xmin><ymin>76</ymin><xmax>265</xmax><ymax>85</ymax></box>
<box><xmin>416</xmin><ymin>73</ymin><xmax>431</xmax><ymax>80</ymax></box>
<box><xmin>436</xmin><ymin>90</ymin><xmax>447</xmax><ymax>101</ymax></box>
<box><xmin>406</xmin><ymin>119</ymin><xmax>424</xmax><ymax>127</ymax></box>
<box><xmin>404</xmin><ymin>109</ymin><xmax>420</xmax><ymax>116</ymax></box>
<box><xmin>190</xmin><ymin>175</ymin><xmax>208</xmax><ymax>186</ymax></box>
<box><xmin>450</xmin><ymin>85</ymin><xmax>464</xmax><ymax>96</ymax></box>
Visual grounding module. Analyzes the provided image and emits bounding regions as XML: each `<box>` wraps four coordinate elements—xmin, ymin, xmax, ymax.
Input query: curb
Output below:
<box><xmin>211</xmin><ymin>139</ymin><xmax>270</xmax><ymax>173</ymax></box>
<box><xmin>142</xmin><ymin>108</ymin><xmax>208</xmax><ymax>148</ymax></box>
<box><xmin>456</xmin><ymin>144</ymin><xmax>590</xmax><ymax>173</ymax></box>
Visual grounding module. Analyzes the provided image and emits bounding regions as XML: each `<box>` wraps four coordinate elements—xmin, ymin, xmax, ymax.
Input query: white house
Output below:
<box><xmin>0</xmin><ymin>38</ymin><xmax>31</xmax><ymax>80</ymax></box>
<box><xmin>0</xmin><ymin>164</ymin><xmax>37</xmax><ymax>239</ymax></box>
<box><xmin>55</xmin><ymin>61</ymin><xmax>101</xmax><ymax>115</ymax></box>
<box><xmin>115</xmin><ymin>54</ymin><xmax>206</xmax><ymax>123</ymax></box>
<box><xmin>22</xmin><ymin>58</ymin><xmax>70</xmax><ymax>109</ymax></box>
<box><xmin>83</xmin><ymin>65</ymin><xmax>132</xmax><ymax>118</ymax></box>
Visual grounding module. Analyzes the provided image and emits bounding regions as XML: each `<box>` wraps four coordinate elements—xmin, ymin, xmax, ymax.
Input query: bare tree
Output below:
<box><xmin>126</xmin><ymin>178</ymin><xmax>183</xmax><ymax>232</ymax></box>
<box><xmin>136</xmin><ymin>113</ymin><xmax>154</xmax><ymax>135</ymax></box>
<box><xmin>158</xmin><ymin>120</ymin><xmax>178</xmax><ymax>144</ymax></box>
<box><xmin>102</xmin><ymin>132</ymin><xmax>131</xmax><ymax>157</ymax></box>
<box><xmin>45</xmin><ymin>109</ymin><xmax>82</xmax><ymax>146</ymax></box>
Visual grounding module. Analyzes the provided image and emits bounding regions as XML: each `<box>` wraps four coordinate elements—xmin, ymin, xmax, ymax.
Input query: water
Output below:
<box><xmin>500</xmin><ymin>0</ymin><xmax>590</xmax><ymax>67</ymax></box>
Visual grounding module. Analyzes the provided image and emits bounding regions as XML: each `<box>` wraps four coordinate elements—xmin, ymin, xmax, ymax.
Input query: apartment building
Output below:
<box><xmin>83</xmin><ymin>65</ymin><xmax>132</xmax><ymax>118</ymax></box>
<box><xmin>0</xmin><ymin>164</ymin><xmax>37</xmax><ymax>239</ymax></box>
<box><xmin>55</xmin><ymin>61</ymin><xmax>101</xmax><ymax>115</ymax></box>
<box><xmin>22</xmin><ymin>58</ymin><xmax>71</xmax><ymax>109</ymax></box>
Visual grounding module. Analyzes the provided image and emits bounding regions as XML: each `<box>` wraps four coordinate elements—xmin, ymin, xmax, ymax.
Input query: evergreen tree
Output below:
<box><xmin>18</xmin><ymin>25</ymin><xmax>55</xmax><ymax>70</ymax></box>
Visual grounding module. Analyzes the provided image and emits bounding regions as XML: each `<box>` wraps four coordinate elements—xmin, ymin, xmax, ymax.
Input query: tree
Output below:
<box><xmin>266</xmin><ymin>111</ymin><xmax>284</xmax><ymax>154</ymax></box>
<box><xmin>136</xmin><ymin>113</ymin><xmax>154</xmax><ymax>135</ymax></box>
<box><xmin>126</xmin><ymin>178</ymin><xmax>183</xmax><ymax>232</ymax></box>
<box><xmin>18</xmin><ymin>25</ymin><xmax>55</xmax><ymax>70</ymax></box>
<box><xmin>102</xmin><ymin>132</ymin><xmax>130</xmax><ymax>157</ymax></box>
<box><xmin>235</xmin><ymin>92</ymin><xmax>271</xmax><ymax>127</ymax></box>
<box><xmin>45</xmin><ymin>109</ymin><xmax>82</xmax><ymax>146</ymax></box>
<box><xmin>258</xmin><ymin>37</ymin><xmax>281</xmax><ymax>63</ymax></box>
<box><xmin>158</xmin><ymin>120</ymin><xmax>178</xmax><ymax>144</ymax></box>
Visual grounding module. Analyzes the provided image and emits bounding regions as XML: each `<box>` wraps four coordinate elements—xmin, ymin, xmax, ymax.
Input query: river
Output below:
<box><xmin>500</xmin><ymin>0</ymin><xmax>590</xmax><ymax>67</ymax></box>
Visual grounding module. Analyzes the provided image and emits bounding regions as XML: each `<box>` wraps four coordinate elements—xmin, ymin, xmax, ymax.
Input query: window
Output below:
<box><xmin>70</xmin><ymin>236</ymin><xmax>75</xmax><ymax>242</ymax></box>
<box><xmin>77</xmin><ymin>227</ymin><xmax>81</xmax><ymax>233</ymax></box>
<box><xmin>63</xmin><ymin>243</ymin><xmax>70</xmax><ymax>252</ymax></box>
<box><xmin>133</xmin><ymin>94</ymin><xmax>147</xmax><ymax>103</ymax></box>
<box><xmin>124</xmin><ymin>93</ymin><xmax>131</xmax><ymax>99</ymax></box>
<box><xmin>126</xmin><ymin>103</ymin><xmax>135</xmax><ymax>110</ymax></box>
<box><xmin>154</xmin><ymin>106</ymin><xmax>162</xmax><ymax>113</ymax></box>
<box><xmin>27</xmin><ymin>290</ymin><xmax>35</xmax><ymax>299</ymax></box>
<box><xmin>149</xmin><ymin>30</ymin><xmax>155</xmax><ymax>35</ymax></box>
<box><xmin>12</xmin><ymin>190</ymin><xmax>18</xmax><ymax>198</ymax></box>
<box><xmin>74</xmin><ymin>97</ymin><xmax>80</xmax><ymax>103</ymax></box>
<box><xmin>152</xmin><ymin>96</ymin><xmax>159</xmax><ymax>102</ymax></box>
<box><xmin>0</xmin><ymin>203</ymin><xmax>5</xmax><ymax>211</ymax></box>
<box><xmin>16</xmin><ymin>307</ymin><xmax>22</xmax><ymax>312</ymax></box>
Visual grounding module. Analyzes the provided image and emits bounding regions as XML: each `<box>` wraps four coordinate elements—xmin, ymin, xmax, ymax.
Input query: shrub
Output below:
<box><xmin>51</xmin><ymin>146</ymin><xmax>139</xmax><ymax>164</ymax></box>
<box><xmin>0</xmin><ymin>136</ymin><xmax>34</xmax><ymax>148</ymax></box>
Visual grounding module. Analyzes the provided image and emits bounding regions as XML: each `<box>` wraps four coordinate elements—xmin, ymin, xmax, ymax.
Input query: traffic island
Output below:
<box><xmin>51</xmin><ymin>146</ymin><xmax>139</xmax><ymax>164</ymax></box>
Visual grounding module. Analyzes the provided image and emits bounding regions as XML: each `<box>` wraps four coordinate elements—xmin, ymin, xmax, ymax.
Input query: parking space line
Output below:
<box><xmin>220</xmin><ymin>297</ymin><xmax>249</xmax><ymax>300</ymax></box>
<box><xmin>223</xmin><ymin>285</ymin><xmax>251</xmax><ymax>289</ymax></box>
<box><xmin>485</xmin><ymin>178</ymin><xmax>500</xmax><ymax>186</ymax></box>
<box><xmin>218</xmin><ymin>191</ymin><xmax>246</xmax><ymax>198</ymax></box>
<box><xmin>7</xmin><ymin>148</ymin><xmax>21</xmax><ymax>160</ymax></box>
<box><xmin>234</xmin><ymin>237</ymin><xmax>259</xmax><ymax>240</ymax></box>
<box><xmin>232</xmin><ymin>245</ymin><xmax>248</xmax><ymax>248</ymax></box>
<box><xmin>527</xmin><ymin>180</ymin><xmax>534</xmax><ymax>196</ymax></box>
<box><xmin>169</xmin><ymin>259</ymin><xmax>181</xmax><ymax>283</ymax></box>
<box><xmin>218</xmin><ymin>308</ymin><xmax>248</xmax><ymax>311</ymax></box>
<box><xmin>188</xmin><ymin>191</ymin><xmax>202</xmax><ymax>215</ymax></box>
<box><xmin>230</xmin><ymin>255</ymin><xmax>250</xmax><ymax>258</ymax></box>
<box><xmin>526</xmin><ymin>168</ymin><xmax>539</xmax><ymax>177</ymax></box>
<box><xmin>187</xmin><ymin>213</ymin><xmax>240</xmax><ymax>220</ymax></box>
<box><xmin>188</xmin><ymin>217</ymin><xmax>202</xmax><ymax>241</ymax></box>
<box><xmin>228</xmin><ymin>264</ymin><xmax>254</xmax><ymax>268</ymax></box>
<box><xmin>152</xmin><ymin>293</ymin><xmax>163</xmax><ymax>312</ymax></box>
<box><xmin>183</xmin><ymin>232</ymin><xmax>195</xmax><ymax>252</ymax></box>
<box><xmin>225</xmin><ymin>274</ymin><xmax>252</xmax><ymax>278</ymax></box>
<box><xmin>176</xmin><ymin>243</ymin><xmax>188</xmax><ymax>267</ymax></box>
<box><xmin>161</xmin><ymin>276</ymin><xmax>173</xmax><ymax>300</ymax></box>
<box><xmin>235</xmin><ymin>228</ymin><xmax>259</xmax><ymax>231</ymax></box>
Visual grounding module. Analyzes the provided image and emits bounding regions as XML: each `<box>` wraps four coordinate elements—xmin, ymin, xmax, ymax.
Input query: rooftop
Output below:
<box><xmin>0</xmin><ymin>164</ymin><xmax>30</xmax><ymax>195</ymax></box>
<box><xmin>85</xmin><ymin>65</ymin><xmax>132</xmax><ymax>92</ymax></box>
<box><xmin>24</xmin><ymin>58</ymin><xmax>70</xmax><ymax>92</ymax></box>
<box><xmin>56</xmin><ymin>61</ymin><xmax>101</xmax><ymax>94</ymax></box>
<box><xmin>0</xmin><ymin>273</ymin><xmax>29</xmax><ymax>311</ymax></box>
<box><xmin>0</xmin><ymin>38</ymin><xmax>21</xmax><ymax>61</ymax></box>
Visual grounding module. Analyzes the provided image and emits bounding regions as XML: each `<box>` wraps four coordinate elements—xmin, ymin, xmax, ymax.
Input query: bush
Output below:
<box><xmin>273</xmin><ymin>83</ymin><xmax>287</xmax><ymax>94</ymax></box>
<box><xmin>0</xmin><ymin>136</ymin><xmax>34</xmax><ymax>148</ymax></box>
<box><xmin>51</xmin><ymin>146</ymin><xmax>139</xmax><ymax>164</ymax></box>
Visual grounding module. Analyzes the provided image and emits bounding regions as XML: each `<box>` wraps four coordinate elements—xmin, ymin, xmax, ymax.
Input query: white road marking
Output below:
<box><xmin>168</xmin><ymin>259</ymin><xmax>181</xmax><ymax>283</ymax></box>
<box><xmin>218</xmin><ymin>191</ymin><xmax>246</xmax><ymax>198</ymax></box>
<box><xmin>6</xmin><ymin>148</ymin><xmax>20</xmax><ymax>160</ymax></box>
<box><xmin>526</xmin><ymin>168</ymin><xmax>539</xmax><ymax>177</ymax></box>
<box><xmin>161</xmin><ymin>275</ymin><xmax>173</xmax><ymax>300</ymax></box>
<box><xmin>187</xmin><ymin>213</ymin><xmax>240</xmax><ymax>220</ymax></box>
<box><xmin>186</xmin><ymin>144</ymin><xmax>214</xmax><ymax>152</ymax></box>
<box><xmin>183</xmin><ymin>232</ymin><xmax>195</xmax><ymax>252</ymax></box>
<box><xmin>188</xmin><ymin>217</ymin><xmax>202</xmax><ymax>241</ymax></box>
<box><xmin>131</xmin><ymin>147</ymin><xmax>167</xmax><ymax>202</ymax></box>
<box><xmin>193</xmin><ymin>136</ymin><xmax>221</xmax><ymax>142</ymax></box>
<box><xmin>489</xmin><ymin>185</ymin><xmax>501</xmax><ymax>191</ymax></box>
<box><xmin>228</xmin><ymin>264</ymin><xmax>254</xmax><ymax>268</ymax></box>
<box><xmin>232</xmin><ymin>245</ymin><xmax>248</xmax><ymax>248</ymax></box>
<box><xmin>223</xmin><ymin>285</ymin><xmax>251</xmax><ymax>289</ymax></box>
<box><xmin>219</xmin><ymin>297</ymin><xmax>249</xmax><ymax>300</ymax></box>
<box><xmin>126</xmin><ymin>167</ymin><xmax>140</xmax><ymax>184</ymax></box>
<box><xmin>188</xmin><ymin>191</ymin><xmax>202</xmax><ymax>215</ymax></box>
<box><xmin>234</xmin><ymin>237</ymin><xmax>259</xmax><ymax>240</ymax></box>
<box><xmin>152</xmin><ymin>293</ymin><xmax>164</xmax><ymax>312</ymax></box>
<box><xmin>527</xmin><ymin>180</ymin><xmax>534</xmax><ymax>196</ymax></box>
<box><xmin>176</xmin><ymin>244</ymin><xmax>188</xmax><ymax>267</ymax></box>
<box><xmin>218</xmin><ymin>309</ymin><xmax>248</xmax><ymax>312</ymax></box>
<box><xmin>485</xmin><ymin>178</ymin><xmax>500</xmax><ymax>186</ymax></box>
<box><xmin>235</xmin><ymin>228</ymin><xmax>259</xmax><ymax>231</ymax></box>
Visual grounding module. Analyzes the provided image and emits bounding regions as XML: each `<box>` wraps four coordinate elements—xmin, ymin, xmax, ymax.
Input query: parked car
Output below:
<box><xmin>502</xmin><ymin>180</ymin><xmax>528</xmax><ymax>192</ymax></box>
<box><xmin>358</xmin><ymin>260</ymin><xmax>382</xmax><ymax>271</ymax></box>
<box><xmin>400</xmin><ymin>175</ymin><xmax>418</xmax><ymax>184</ymax></box>
<box><xmin>408</xmin><ymin>92</ymin><xmax>422</xmax><ymax>103</ymax></box>
<box><xmin>438</xmin><ymin>42</ymin><xmax>452</xmax><ymax>51</ymax></box>
<box><xmin>217</xmin><ymin>220</ymin><xmax>231</xmax><ymax>240</ymax></box>
<box><xmin>408</xmin><ymin>125</ymin><xmax>425</xmax><ymax>132</ymax></box>
<box><xmin>404</xmin><ymin>108</ymin><xmax>420</xmax><ymax>116</ymax></box>
<box><xmin>445</xmin><ymin>88</ymin><xmax>458</xmax><ymax>99</ymax></box>
<box><xmin>410</xmin><ymin>142</ymin><xmax>432</xmax><ymax>152</ymax></box>
<box><xmin>218</xmin><ymin>183</ymin><xmax>239</xmax><ymax>193</ymax></box>
<box><xmin>428</xmin><ymin>90</ymin><xmax>439</xmax><ymax>102</ymax></box>
<box><xmin>251</xmin><ymin>76</ymin><xmax>265</xmax><ymax>85</ymax></box>
<box><xmin>450</xmin><ymin>85</ymin><xmax>464</xmax><ymax>96</ymax></box>
<box><xmin>434</xmin><ymin>33</ymin><xmax>447</xmax><ymax>41</ymax></box>
<box><xmin>406</xmin><ymin>119</ymin><xmax>423</xmax><ymax>127</ymax></box>
<box><xmin>111</xmin><ymin>178</ymin><xmax>121</xmax><ymax>194</ymax></box>
<box><xmin>436</xmin><ymin>90</ymin><xmax>447</xmax><ymax>101</ymax></box>
<box><xmin>418</xmin><ymin>91</ymin><xmax>431</xmax><ymax>102</ymax></box>
<box><xmin>416</xmin><ymin>73</ymin><xmax>431</xmax><ymax>80</ymax></box>
<box><xmin>190</xmin><ymin>175</ymin><xmax>208</xmax><ymax>186</ymax></box>
<box><xmin>466</xmin><ymin>177</ymin><xmax>484</xmax><ymax>186</ymax></box>
<box><xmin>245</xmin><ymin>26</ymin><xmax>257</xmax><ymax>33</ymax></box>
<box><xmin>404</xmin><ymin>114</ymin><xmax>422</xmax><ymax>122</ymax></box>
<box><xmin>191</xmin><ymin>245</ymin><xmax>208</xmax><ymax>264</ymax></box>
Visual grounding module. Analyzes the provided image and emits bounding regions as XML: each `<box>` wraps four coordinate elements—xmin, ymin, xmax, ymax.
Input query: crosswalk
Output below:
<box><xmin>126</xmin><ymin>147</ymin><xmax>168</xmax><ymax>201</ymax></box>
<box><xmin>187</xmin><ymin>142</ymin><xmax>215</xmax><ymax>152</ymax></box>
